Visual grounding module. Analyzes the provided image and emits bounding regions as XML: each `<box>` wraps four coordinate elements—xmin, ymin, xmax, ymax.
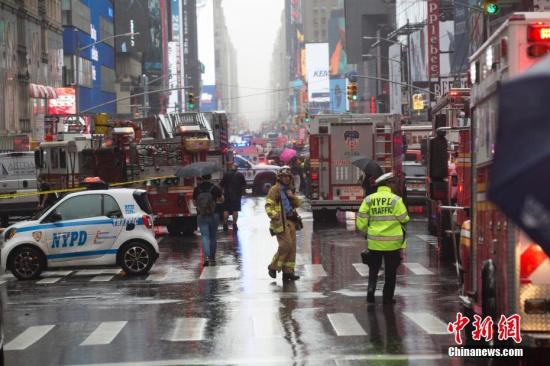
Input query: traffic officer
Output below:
<box><xmin>356</xmin><ymin>172</ymin><xmax>410</xmax><ymax>304</ymax></box>
<box><xmin>266</xmin><ymin>166</ymin><xmax>302</xmax><ymax>281</ymax></box>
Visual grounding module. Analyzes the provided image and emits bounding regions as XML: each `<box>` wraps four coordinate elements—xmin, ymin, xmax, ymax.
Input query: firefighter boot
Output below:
<box><xmin>283</xmin><ymin>273</ymin><xmax>300</xmax><ymax>281</ymax></box>
<box><xmin>268</xmin><ymin>266</ymin><xmax>276</xmax><ymax>279</ymax></box>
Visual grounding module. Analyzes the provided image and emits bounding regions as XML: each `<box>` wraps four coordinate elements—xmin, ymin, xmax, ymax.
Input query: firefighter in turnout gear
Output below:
<box><xmin>266</xmin><ymin>166</ymin><xmax>303</xmax><ymax>281</ymax></box>
<box><xmin>356</xmin><ymin>172</ymin><xmax>410</xmax><ymax>304</ymax></box>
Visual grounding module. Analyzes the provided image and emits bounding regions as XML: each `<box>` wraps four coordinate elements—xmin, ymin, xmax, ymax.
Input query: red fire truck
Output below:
<box><xmin>36</xmin><ymin>112</ymin><xmax>230</xmax><ymax>235</ymax></box>
<box><xmin>308</xmin><ymin>113</ymin><xmax>404</xmax><ymax>221</ymax></box>
<box><xmin>429</xmin><ymin>13</ymin><xmax>550</xmax><ymax>347</ymax></box>
<box><xmin>426</xmin><ymin>88</ymin><xmax>471</xmax><ymax>257</ymax></box>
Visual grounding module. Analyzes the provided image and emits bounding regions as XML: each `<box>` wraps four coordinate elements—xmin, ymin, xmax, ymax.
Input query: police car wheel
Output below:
<box><xmin>119</xmin><ymin>242</ymin><xmax>154</xmax><ymax>275</ymax></box>
<box><xmin>9</xmin><ymin>245</ymin><xmax>45</xmax><ymax>280</ymax></box>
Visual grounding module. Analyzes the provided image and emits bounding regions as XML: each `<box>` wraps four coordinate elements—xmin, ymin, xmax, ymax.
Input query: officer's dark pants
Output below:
<box><xmin>367</xmin><ymin>249</ymin><xmax>402</xmax><ymax>300</ymax></box>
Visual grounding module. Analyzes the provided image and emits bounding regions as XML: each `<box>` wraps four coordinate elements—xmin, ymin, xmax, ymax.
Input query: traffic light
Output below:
<box><xmin>304</xmin><ymin>113</ymin><xmax>311</xmax><ymax>123</ymax></box>
<box><xmin>483</xmin><ymin>0</ymin><xmax>500</xmax><ymax>15</ymax></box>
<box><xmin>187</xmin><ymin>91</ymin><xmax>195</xmax><ymax>110</ymax></box>
<box><xmin>347</xmin><ymin>82</ymin><xmax>358</xmax><ymax>101</ymax></box>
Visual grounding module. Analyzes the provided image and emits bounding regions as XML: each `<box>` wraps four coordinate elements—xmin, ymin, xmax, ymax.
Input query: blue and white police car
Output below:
<box><xmin>0</xmin><ymin>188</ymin><xmax>160</xmax><ymax>280</ymax></box>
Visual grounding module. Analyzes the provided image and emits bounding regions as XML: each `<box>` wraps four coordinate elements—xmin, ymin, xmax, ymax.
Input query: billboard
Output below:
<box><xmin>329</xmin><ymin>78</ymin><xmax>346</xmax><ymax>113</ymax></box>
<box><xmin>48</xmin><ymin>88</ymin><xmax>76</xmax><ymax>115</ymax></box>
<box><xmin>452</xmin><ymin>2</ymin><xmax>470</xmax><ymax>74</ymax></box>
<box><xmin>328</xmin><ymin>10</ymin><xmax>346</xmax><ymax>77</ymax></box>
<box><xmin>197</xmin><ymin>0</ymin><xmax>215</xmax><ymax>85</ymax></box>
<box><xmin>427</xmin><ymin>0</ymin><xmax>440</xmax><ymax>78</ymax></box>
<box><xmin>200</xmin><ymin>84</ymin><xmax>217</xmax><ymax>112</ymax></box>
<box><xmin>115</xmin><ymin>0</ymin><xmax>162</xmax><ymax>75</ymax></box>
<box><xmin>306</xmin><ymin>43</ymin><xmax>330</xmax><ymax>114</ymax></box>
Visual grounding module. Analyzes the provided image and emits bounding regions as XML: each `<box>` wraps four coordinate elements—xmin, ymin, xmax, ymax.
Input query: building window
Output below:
<box><xmin>321</xmin><ymin>29</ymin><xmax>327</xmax><ymax>38</ymax></box>
<box><xmin>101</xmin><ymin>66</ymin><xmax>115</xmax><ymax>93</ymax></box>
<box><xmin>100</xmin><ymin>16</ymin><xmax>114</xmax><ymax>47</ymax></box>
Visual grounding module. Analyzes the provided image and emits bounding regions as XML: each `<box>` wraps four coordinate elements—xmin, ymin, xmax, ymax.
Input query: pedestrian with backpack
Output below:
<box><xmin>193</xmin><ymin>175</ymin><xmax>223</xmax><ymax>266</ymax></box>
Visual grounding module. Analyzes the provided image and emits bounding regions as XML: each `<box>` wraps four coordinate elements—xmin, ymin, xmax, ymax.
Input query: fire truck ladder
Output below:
<box><xmin>374</xmin><ymin>123</ymin><xmax>393</xmax><ymax>171</ymax></box>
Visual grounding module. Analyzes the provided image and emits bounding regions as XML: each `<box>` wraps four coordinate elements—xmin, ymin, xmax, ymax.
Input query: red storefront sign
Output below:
<box><xmin>427</xmin><ymin>0</ymin><xmax>440</xmax><ymax>78</ymax></box>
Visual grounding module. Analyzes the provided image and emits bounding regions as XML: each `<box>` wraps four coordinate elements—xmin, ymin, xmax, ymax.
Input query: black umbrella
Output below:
<box><xmin>175</xmin><ymin>162</ymin><xmax>222</xmax><ymax>178</ymax></box>
<box><xmin>487</xmin><ymin>55</ymin><xmax>550</xmax><ymax>258</ymax></box>
<box><xmin>351</xmin><ymin>156</ymin><xmax>384</xmax><ymax>177</ymax></box>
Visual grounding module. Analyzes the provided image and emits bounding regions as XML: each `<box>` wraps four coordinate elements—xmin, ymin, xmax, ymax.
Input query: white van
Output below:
<box><xmin>0</xmin><ymin>152</ymin><xmax>38</xmax><ymax>227</ymax></box>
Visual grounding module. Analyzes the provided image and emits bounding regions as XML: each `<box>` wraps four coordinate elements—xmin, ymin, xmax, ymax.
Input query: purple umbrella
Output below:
<box><xmin>279</xmin><ymin>148</ymin><xmax>297</xmax><ymax>163</ymax></box>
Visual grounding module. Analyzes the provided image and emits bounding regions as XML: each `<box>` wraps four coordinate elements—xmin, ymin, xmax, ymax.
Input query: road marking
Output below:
<box><xmin>81</xmin><ymin>321</ymin><xmax>128</xmax><ymax>346</ymax></box>
<box><xmin>101</xmin><ymin>268</ymin><xmax>122</xmax><ymax>275</ymax></box>
<box><xmin>41</xmin><ymin>270</ymin><xmax>73</xmax><ymax>277</ymax></box>
<box><xmin>416</xmin><ymin>235</ymin><xmax>437</xmax><ymax>246</ymax></box>
<box><xmin>75</xmin><ymin>269</ymin><xmax>106</xmax><ymax>276</ymax></box>
<box><xmin>403</xmin><ymin>312</ymin><xmax>448</xmax><ymax>334</ymax></box>
<box><xmin>4</xmin><ymin>325</ymin><xmax>55</xmax><ymax>350</ymax></box>
<box><xmin>304</xmin><ymin>264</ymin><xmax>327</xmax><ymax>277</ymax></box>
<box><xmin>36</xmin><ymin>277</ymin><xmax>63</xmax><ymax>284</ymax></box>
<box><xmin>352</xmin><ymin>263</ymin><xmax>369</xmax><ymax>277</ymax></box>
<box><xmin>90</xmin><ymin>275</ymin><xmax>114</xmax><ymax>282</ymax></box>
<box><xmin>146</xmin><ymin>273</ymin><xmax>167</xmax><ymax>281</ymax></box>
<box><xmin>166</xmin><ymin>318</ymin><xmax>207</xmax><ymax>341</ymax></box>
<box><xmin>199</xmin><ymin>265</ymin><xmax>239</xmax><ymax>280</ymax></box>
<box><xmin>327</xmin><ymin>313</ymin><xmax>367</xmax><ymax>336</ymax></box>
<box><xmin>252</xmin><ymin>315</ymin><xmax>283</xmax><ymax>338</ymax></box>
<box><xmin>402</xmin><ymin>262</ymin><xmax>434</xmax><ymax>275</ymax></box>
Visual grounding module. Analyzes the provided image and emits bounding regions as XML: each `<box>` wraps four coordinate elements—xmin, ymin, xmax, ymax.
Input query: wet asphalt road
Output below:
<box><xmin>1</xmin><ymin>197</ymin><xmax>488</xmax><ymax>365</ymax></box>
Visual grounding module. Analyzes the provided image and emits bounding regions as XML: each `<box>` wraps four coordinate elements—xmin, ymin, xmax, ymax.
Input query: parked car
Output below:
<box><xmin>403</xmin><ymin>161</ymin><xmax>427</xmax><ymax>206</ymax></box>
<box><xmin>1</xmin><ymin>188</ymin><xmax>159</xmax><ymax>280</ymax></box>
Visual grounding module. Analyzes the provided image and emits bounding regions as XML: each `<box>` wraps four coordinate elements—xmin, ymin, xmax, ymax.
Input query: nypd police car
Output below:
<box><xmin>0</xmin><ymin>188</ymin><xmax>159</xmax><ymax>280</ymax></box>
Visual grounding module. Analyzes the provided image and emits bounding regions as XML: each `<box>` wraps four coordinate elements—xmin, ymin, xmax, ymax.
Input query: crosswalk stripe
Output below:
<box><xmin>166</xmin><ymin>318</ymin><xmax>207</xmax><ymax>341</ymax></box>
<box><xmin>327</xmin><ymin>313</ymin><xmax>367</xmax><ymax>336</ymax></box>
<box><xmin>41</xmin><ymin>270</ymin><xmax>73</xmax><ymax>277</ymax></box>
<box><xmin>402</xmin><ymin>263</ymin><xmax>434</xmax><ymax>275</ymax></box>
<box><xmin>199</xmin><ymin>265</ymin><xmax>239</xmax><ymax>280</ymax></box>
<box><xmin>100</xmin><ymin>268</ymin><xmax>123</xmax><ymax>275</ymax></box>
<box><xmin>403</xmin><ymin>312</ymin><xmax>448</xmax><ymax>334</ymax></box>
<box><xmin>304</xmin><ymin>264</ymin><xmax>327</xmax><ymax>277</ymax></box>
<box><xmin>80</xmin><ymin>321</ymin><xmax>128</xmax><ymax>346</ymax></box>
<box><xmin>75</xmin><ymin>269</ymin><xmax>106</xmax><ymax>276</ymax></box>
<box><xmin>4</xmin><ymin>325</ymin><xmax>55</xmax><ymax>350</ymax></box>
<box><xmin>352</xmin><ymin>263</ymin><xmax>369</xmax><ymax>277</ymax></box>
<box><xmin>252</xmin><ymin>315</ymin><xmax>283</xmax><ymax>338</ymax></box>
<box><xmin>36</xmin><ymin>277</ymin><xmax>63</xmax><ymax>284</ymax></box>
<box><xmin>146</xmin><ymin>273</ymin><xmax>167</xmax><ymax>281</ymax></box>
<box><xmin>90</xmin><ymin>275</ymin><xmax>114</xmax><ymax>282</ymax></box>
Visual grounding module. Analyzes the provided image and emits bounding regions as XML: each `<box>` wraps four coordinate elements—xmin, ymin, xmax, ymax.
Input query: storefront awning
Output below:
<box><xmin>28</xmin><ymin>83</ymin><xmax>58</xmax><ymax>99</ymax></box>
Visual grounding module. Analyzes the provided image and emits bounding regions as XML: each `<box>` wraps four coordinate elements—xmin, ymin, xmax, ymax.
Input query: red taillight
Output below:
<box><xmin>528</xmin><ymin>24</ymin><xmax>550</xmax><ymax>42</ymax></box>
<box><xmin>527</xmin><ymin>44</ymin><xmax>549</xmax><ymax>58</ymax></box>
<box><xmin>142</xmin><ymin>215</ymin><xmax>153</xmax><ymax>229</ymax></box>
<box><xmin>520</xmin><ymin>244</ymin><xmax>547</xmax><ymax>282</ymax></box>
<box><xmin>458</xmin><ymin>184</ymin><xmax>464</xmax><ymax>194</ymax></box>
<box><xmin>311</xmin><ymin>171</ymin><xmax>318</xmax><ymax>181</ymax></box>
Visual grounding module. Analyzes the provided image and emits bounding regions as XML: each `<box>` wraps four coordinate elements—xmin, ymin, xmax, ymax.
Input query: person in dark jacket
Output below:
<box><xmin>220</xmin><ymin>163</ymin><xmax>247</xmax><ymax>231</ymax></box>
<box><xmin>193</xmin><ymin>175</ymin><xmax>223</xmax><ymax>266</ymax></box>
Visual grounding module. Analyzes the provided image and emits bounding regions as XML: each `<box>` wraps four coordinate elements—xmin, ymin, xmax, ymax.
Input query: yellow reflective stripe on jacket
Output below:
<box><xmin>357</xmin><ymin>212</ymin><xmax>369</xmax><ymax>219</ymax></box>
<box><xmin>355</xmin><ymin>196</ymin><xmax>371</xmax><ymax>233</ymax></box>
<box><xmin>367</xmin><ymin>234</ymin><xmax>404</xmax><ymax>241</ymax></box>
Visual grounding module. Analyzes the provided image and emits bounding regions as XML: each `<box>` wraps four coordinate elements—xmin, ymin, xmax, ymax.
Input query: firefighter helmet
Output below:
<box><xmin>277</xmin><ymin>166</ymin><xmax>293</xmax><ymax>179</ymax></box>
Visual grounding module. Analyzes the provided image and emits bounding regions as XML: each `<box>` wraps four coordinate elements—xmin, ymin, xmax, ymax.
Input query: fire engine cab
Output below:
<box><xmin>450</xmin><ymin>12</ymin><xmax>550</xmax><ymax>347</ymax></box>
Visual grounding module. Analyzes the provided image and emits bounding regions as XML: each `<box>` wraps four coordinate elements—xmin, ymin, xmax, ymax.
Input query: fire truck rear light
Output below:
<box><xmin>524</xmin><ymin>299</ymin><xmax>549</xmax><ymax>314</ymax></box>
<box><xmin>311</xmin><ymin>172</ymin><xmax>319</xmax><ymax>181</ymax></box>
<box><xmin>142</xmin><ymin>215</ymin><xmax>153</xmax><ymax>229</ymax></box>
<box><xmin>527</xmin><ymin>44</ymin><xmax>549</xmax><ymax>58</ymax></box>
<box><xmin>528</xmin><ymin>24</ymin><xmax>550</xmax><ymax>42</ymax></box>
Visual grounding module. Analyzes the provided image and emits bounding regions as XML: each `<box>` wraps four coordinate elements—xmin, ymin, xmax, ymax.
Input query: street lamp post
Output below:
<box><xmin>74</xmin><ymin>32</ymin><xmax>139</xmax><ymax>119</ymax></box>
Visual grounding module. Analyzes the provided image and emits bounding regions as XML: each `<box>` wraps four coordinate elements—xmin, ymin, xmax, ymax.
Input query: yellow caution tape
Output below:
<box><xmin>0</xmin><ymin>175</ymin><xmax>179</xmax><ymax>200</ymax></box>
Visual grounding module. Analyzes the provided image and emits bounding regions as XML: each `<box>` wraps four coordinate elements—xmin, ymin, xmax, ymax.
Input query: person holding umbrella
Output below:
<box><xmin>356</xmin><ymin>172</ymin><xmax>410</xmax><ymax>304</ymax></box>
<box><xmin>351</xmin><ymin>157</ymin><xmax>384</xmax><ymax>197</ymax></box>
<box><xmin>220</xmin><ymin>162</ymin><xmax>247</xmax><ymax>232</ymax></box>
<box><xmin>266</xmin><ymin>166</ymin><xmax>302</xmax><ymax>281</ymax></box>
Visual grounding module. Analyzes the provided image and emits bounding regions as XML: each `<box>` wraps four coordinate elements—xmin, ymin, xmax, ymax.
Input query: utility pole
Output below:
<box><xmin>142</xmin><ymin>74</ymin><xmax>150</xmax><ymax>117</ymax></box>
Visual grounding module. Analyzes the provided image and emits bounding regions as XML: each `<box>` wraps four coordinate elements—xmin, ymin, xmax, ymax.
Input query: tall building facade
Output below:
<box><xmin>0</xmin><ymin>0</ymin><xmax>63</xmax><ymax>149</ymax></box>
<box><xmin>213</xmin><ymin>0</ymin><xmax>239</xmax><ymax>117</ymax></box>
<box><xmin>269</xmin><ymin>10</ymin><xmax>289</xmax><ymax>123</ymax></box>
<box><xmin>62</xmin><ymin>0</ymin><xmax>116</xmax><ymax>115</ymax></box>
<box><xmin>302</xmin><ymin>0</ymin><xmax>342</xmax><ymax>43</ymax></box>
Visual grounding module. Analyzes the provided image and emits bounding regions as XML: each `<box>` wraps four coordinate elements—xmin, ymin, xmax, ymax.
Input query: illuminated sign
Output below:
<box><xmin>427</xmin><ymin>0</ymin><xmax>440</xmax><ymax>78</ymax></box>
<box><xmin>48</xmin><ymin>88</ymin><xmax>76</xmax><ymax>115</ymax></box>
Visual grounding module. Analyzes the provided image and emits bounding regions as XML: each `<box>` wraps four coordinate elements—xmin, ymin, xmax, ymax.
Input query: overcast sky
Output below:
<box><xmin>221</xmin><ymin>0</ymin><xmax>285</xmax><ymax>130</ymax></box>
